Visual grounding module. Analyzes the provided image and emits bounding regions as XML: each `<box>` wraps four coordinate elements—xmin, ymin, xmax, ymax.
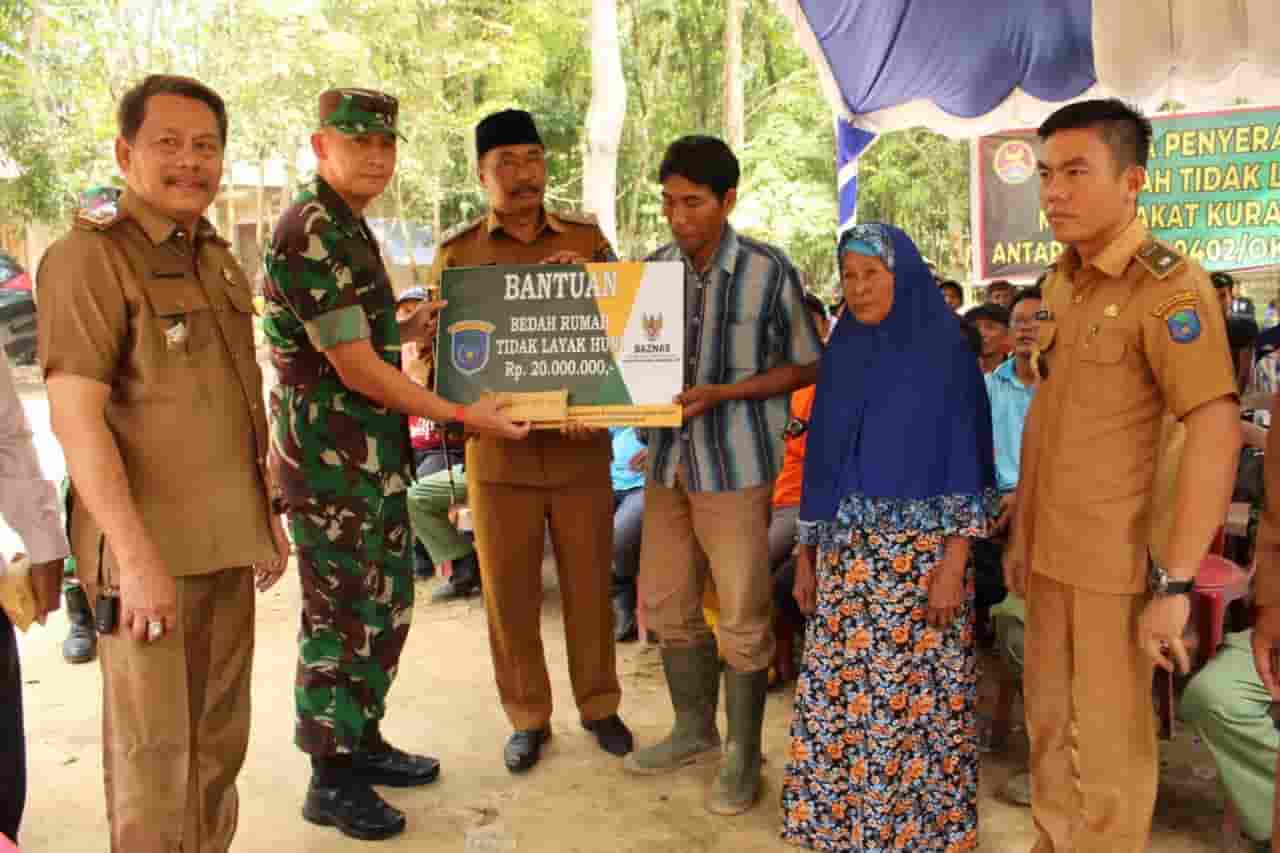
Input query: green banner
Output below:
<box><xmin>436</xmin><ymin>262</ymin><xmax>685</xmax><ymax>426</ymax></box>
<box><xmin>975</xmin><ymin>105</ymin><xmax>1280</xmax><ymax>279</ymax></box>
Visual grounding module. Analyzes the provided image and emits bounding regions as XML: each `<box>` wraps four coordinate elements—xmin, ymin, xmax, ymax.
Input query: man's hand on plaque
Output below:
<box><xmin>398</xmin><ymin>299</ymin><xmax>448</xmax><ymax>345</ymax></box>
<box><xmin>465</xmin><ymin>394</ymin><xmax>531</xmax><ymax>440</ymax></box>
<box><xmin>542</xmin><ymin>251</ymin><xmax>588</xmax><ymax>265</ymax></box>
<box><xmin>676</xmin><ymin>384</ymin><xmax>726</xmax><ymax>421</ymax></box>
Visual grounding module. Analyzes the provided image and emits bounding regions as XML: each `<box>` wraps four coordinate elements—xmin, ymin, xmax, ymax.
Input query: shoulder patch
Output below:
<box><xmin>73</xmin><ymin>203</ymin><xmax>127</xmax><ymax>232</ymax></box>
<box><xmin>1134</xmin><ymin>240</ymin><xmax>1186</xmax><ymax>280</ymax></box>
<box><xmin>554</xmin><ymin>209</ymin><xmax>599</xmax><ymax>227</ymax></box>
<box><xmin>439</xmin><ymin>217</ymin><xmax>483</xmax><ymax>247</ymax></box>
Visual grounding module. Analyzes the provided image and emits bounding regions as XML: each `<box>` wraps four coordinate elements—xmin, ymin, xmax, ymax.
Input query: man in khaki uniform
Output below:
<box><xmin>37</xmin><ymin>75</ymin><xmax>288</xmax><ymax>853</ymax></box>
<box><xmin>1005</xmin><ymin>99</ymin><xmax>1241</xmax><ymax>852</ymax></box>
<box><xmin>427</xmin><ymin>109</ymin><xmax>631</xmax><ymax>772</ymax></box>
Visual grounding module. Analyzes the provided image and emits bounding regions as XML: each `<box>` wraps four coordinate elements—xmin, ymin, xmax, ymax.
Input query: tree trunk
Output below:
<box><xmin>255</xmin><ymin>160</ymin><xmax>267</xmax><ymax>266</ymax></box>
<box><xmin>723</xmin><ymin>0</ymin><xmax>745</xmax><ymax>149</ymax></box>
<box><xmin>394</xmin><ymin>178</ymin><xmax>418</xmax><ymax>285</ymax></box>
<box><xmin>584</xmin><ymin>0</ymin><xmax>627</xmax><ymax>247</ymax></box>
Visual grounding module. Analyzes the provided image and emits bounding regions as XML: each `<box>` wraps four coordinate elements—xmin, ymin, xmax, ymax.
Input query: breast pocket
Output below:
<box><xmin>1074</xmin><ymin>332</ymin><xmax>1133</xmax><ymax>409</ymax></box>
<box><xmin>726</xmin><ymin>313</ymin><xmax>764</xmax><ymax>378</ymax></box>
<box><xmin>145</xmin><ymin>278</ymin><xmax>213</xmax><ymax>358</ymax></box>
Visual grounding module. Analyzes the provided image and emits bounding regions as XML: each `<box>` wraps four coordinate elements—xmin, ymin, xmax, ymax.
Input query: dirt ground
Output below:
<box><xmin>12</xmin><ymin>563</ymin><xmax>1252</xmax><ymax>853</ymax></box>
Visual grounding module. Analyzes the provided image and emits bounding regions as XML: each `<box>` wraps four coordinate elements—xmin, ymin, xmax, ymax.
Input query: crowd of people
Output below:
<box><xmin>1</xmin><ymin>72</ymin><xmax>1279</xmax><ymax>853</ymax></box>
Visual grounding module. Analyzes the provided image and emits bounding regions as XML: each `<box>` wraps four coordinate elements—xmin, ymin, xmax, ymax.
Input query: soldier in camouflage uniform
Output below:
<box><xmin>263</xmin><ymin>88</ymin><xmax>526</xmax><ymax>842</ymax></box>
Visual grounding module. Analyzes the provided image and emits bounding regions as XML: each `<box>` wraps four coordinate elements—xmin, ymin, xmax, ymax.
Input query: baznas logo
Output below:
<box><xmin>993</xmin><ymin>139</ymin><xmax>1036</xmax><ymax>185</ymax></box>
<box><xmin>642</xmin><ymin>313</ymin><xmax>663</xmax><ymax>342</ymax></box>
<box><xmin>448</xmin><ymin>320</ymin><xmax>496</xmax><ymax>376</ymax></box>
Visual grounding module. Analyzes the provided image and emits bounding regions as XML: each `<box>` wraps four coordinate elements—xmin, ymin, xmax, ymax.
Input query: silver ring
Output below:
<box><xmin>147</xmin><ymin>620</ymin><xmax>164</xmax><ymax>641</ymax></box>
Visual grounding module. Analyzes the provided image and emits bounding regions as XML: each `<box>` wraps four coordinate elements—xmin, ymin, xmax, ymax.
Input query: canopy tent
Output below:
<box><xmin>774</xmin><ymin>0</ymin><xmax>1280</xmax><ymax>229</ymax></box>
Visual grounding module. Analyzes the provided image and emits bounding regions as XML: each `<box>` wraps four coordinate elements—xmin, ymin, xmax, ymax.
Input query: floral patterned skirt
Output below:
<box><xmin>782</xmin><ymin>520</ymin><xmax>980</xmax><ymax>852</ymax></box>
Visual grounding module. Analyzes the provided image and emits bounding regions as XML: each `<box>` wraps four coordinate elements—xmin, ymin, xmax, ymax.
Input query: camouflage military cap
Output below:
<box><xmin>318</xmin><ymin>88</ymin><xmax>404</xmax><ymax>139</ymax></box>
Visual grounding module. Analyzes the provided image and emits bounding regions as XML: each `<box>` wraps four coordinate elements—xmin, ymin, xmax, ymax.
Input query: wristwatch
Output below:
<box><xmin>1148</xmin><ymin>561</ymin><xmax>1195</xmax><ymax>596</ymax></box>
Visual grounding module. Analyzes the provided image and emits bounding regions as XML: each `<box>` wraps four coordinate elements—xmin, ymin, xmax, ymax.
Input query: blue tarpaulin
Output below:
<box><xmin>774</xmin><ymin>0</ymin><xmax>1280</xmax><ymax>226</ymax></box>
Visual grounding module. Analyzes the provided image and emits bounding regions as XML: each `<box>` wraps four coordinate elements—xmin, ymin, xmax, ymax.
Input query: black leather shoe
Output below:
<box><xmin>63</xmin><ymin>585</ymin><xmax>97</xmax><ymax>664</ymax></box>
<box><xmin>504</xmin><ymin>726</ymin><xmax>551</xmax><ymax>773</ymax></box>
<box><xmin>353</xmin><ymin>742</ymin><xmax>441</xmax><ymax>788</ymax></box>
<box><xmin>582</xmin><ymin>714</ymin><xmax>634</xmax><ymax>756</ymax></box>
<box><xmin>302</xmin><ymin>778</ymin><xmax>406</xmax><ymax>841</ymax></box>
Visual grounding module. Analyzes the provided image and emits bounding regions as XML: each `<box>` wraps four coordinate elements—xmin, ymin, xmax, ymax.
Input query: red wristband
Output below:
<box><xmin>454</xmin><ymin>404</ymin><xmax>467</xmax><ymax>424</ymax></box>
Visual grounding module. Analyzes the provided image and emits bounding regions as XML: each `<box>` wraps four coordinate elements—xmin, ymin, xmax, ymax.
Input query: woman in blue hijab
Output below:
<box><xmin>781</xmin><ymin>225</ymin><xmax>995</xmax><ymax>852</ymax></box>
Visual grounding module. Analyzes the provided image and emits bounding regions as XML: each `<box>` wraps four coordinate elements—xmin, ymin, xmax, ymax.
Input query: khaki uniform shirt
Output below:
<box><xmin>37</xmin><ymin>190</ymin><xmax>274</xmax><ymax>580</ymax></box>
<box><xmin>1011</xmin><ymin>218</ymin><xmax>1237</xmax><ymax>595</ymax></box>
<box><xmin>427</xmin><ymin>208</ymin><xmax>616</xmax><ymax>487</ymax></box>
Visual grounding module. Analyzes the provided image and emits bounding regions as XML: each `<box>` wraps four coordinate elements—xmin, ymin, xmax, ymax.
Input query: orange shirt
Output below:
<box><xmin>772</xmin><ymin>385</ymin><xmax>816</xmax><ymax>508</ymax></box>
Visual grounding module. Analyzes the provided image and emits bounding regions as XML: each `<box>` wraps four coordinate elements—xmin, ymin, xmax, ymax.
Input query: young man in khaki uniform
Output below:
<box><xmin>1005</xmin><ymin>99</ymin><xmax>1241</xmax><ymax>853</ymax></box>
<box><xmin>428</xmin><ymin>109</ymin><xmax>631</xmax><ymax>773</ymax></box>
<box><xmin>38</xmin><ymin>75</ymin><xmax>289</xmax><ymax>853</ymax></box>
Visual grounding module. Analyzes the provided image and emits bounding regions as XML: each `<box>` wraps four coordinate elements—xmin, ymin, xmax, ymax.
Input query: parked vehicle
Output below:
<box><xmin>0</xmin><ymin>252</ymin><xmax>36</xmax><ymax>366</ymax></box>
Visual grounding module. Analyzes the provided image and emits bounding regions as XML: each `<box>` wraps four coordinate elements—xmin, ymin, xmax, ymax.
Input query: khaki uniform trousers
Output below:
<box><xmin>92</xmin><ymin>567</ymin><xmax>255</xmax><ymax>853</ymax></box>
<box><xmin>1024</xmin><ymin>572</ymin><xmax>1157</xmax><ymax>853</ymax></box>
<box><xmin>469</xmin><ymin>479</ymin><xmax>621</xmax><ymax>731</ymax></box>
<box><xmin>638</xmin><ymin>472</ymin><xmax>774</xmax><ymax>672</ymax></box>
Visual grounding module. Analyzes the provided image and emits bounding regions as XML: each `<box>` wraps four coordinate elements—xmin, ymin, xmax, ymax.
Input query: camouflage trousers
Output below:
<box><xmin>289</xmin><ymin>489</ymin><xmax>414</xmax><ymax>756</ymax></box>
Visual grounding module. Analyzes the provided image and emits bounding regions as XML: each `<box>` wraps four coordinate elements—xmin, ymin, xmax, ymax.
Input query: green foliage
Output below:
<box><xmin>0</xmin><ymin>0</ymin><xmax>974</xmax><ymax>288</ymax></box>
<box><xmin>856</xmin><ymin>129</ymin><xmax>971</xmax><ymax>280</ymax></box>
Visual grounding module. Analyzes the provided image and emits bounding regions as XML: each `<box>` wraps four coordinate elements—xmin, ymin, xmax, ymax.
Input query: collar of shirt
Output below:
<box><xmin>991</xmin><ymin>356</ymin><xmax>1034</xmax><ymax>391</ymax></box>
<box><xmin>485</xmin><ymin>206</ymin><xmax>567</xmax><ymax>240</ymax></box>
<box><xmin>680</xmin><ymin>223</ymin><xmax>740</xmax><ymax>280</ymax></box>
<box><xmin>1057</xmin><ymin>216</ymin><xmax>1149</xmax><ymax>282</ymax></box>
<box><xmin>313</xmin><ymin>175</ymin><xmax>374</xmax><ymax>242</ymax></box>
<box><xmin>120</xmin><ymin>189</ymin><xmax>225</xmax><ymax>249</ymax></box>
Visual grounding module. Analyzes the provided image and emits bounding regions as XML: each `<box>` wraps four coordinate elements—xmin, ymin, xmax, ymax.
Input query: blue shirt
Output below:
<box><xmin>610</xmin><ymin>427</ymin><xmax>645</xmax><ymax>493</ymax></box>
<box><xmin>984</xmin><ymin>358</ymin><xmax>1035</xmax><ymax>493</ymax></box>
<box><xmin>644</xmin><ymin>225</ymin><xmax>824</xmax><ymax>493</ymax></box>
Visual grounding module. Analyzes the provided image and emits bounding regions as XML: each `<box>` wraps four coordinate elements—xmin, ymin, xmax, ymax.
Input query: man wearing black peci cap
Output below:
<box><xmin>425</xmin><ymin>108</ymin><xmax>632</xmax><ymax>774</ymax></box>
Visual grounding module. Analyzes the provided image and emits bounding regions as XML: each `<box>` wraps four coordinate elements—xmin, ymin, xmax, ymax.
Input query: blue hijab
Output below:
<box><xmin>799</xmin><ymin>224</ymin><xmax>994</xmax><ymax>529</ymax></box>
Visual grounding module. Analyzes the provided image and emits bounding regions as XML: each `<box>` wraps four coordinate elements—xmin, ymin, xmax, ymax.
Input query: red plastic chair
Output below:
<box><xmin>1154</xmin><ymin>552</ymin><xmax>1252</xmax><ymax>741</ymax></box>
<box><xmin>1191</xmin><ymin>554</ymin><xmax>1254</xmax><ymax>670</ymax></box>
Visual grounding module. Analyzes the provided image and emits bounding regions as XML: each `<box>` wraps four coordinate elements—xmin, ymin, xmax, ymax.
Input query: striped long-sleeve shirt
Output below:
<box><xmin>645</xmin><ymin>225</ymin><xmax>823</xmax><ymax>493</ymax></box>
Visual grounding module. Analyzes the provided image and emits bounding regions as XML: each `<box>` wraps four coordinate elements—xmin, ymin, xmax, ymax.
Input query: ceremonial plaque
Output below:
<box><xmin>436</xmin><ymin>262</ymin><xmax>684</xmax><ymax>427</ymax></box>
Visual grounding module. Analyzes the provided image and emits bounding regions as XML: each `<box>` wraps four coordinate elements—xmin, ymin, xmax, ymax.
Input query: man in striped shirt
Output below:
<box><xmin>623</xmin><ymin>135</ymin><xmax>823</xmax><ymax>816</ymax></box>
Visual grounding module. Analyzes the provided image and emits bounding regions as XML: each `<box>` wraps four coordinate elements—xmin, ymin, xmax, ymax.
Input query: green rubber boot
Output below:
<box><xmin>623</xmin><ymin>640</ymin><xmax>721</xmax><ymax>775</ymax></box>
<box><xmin>706</xmin><ymin>666</ymin><xmax>768</xmax><ymax>815</ymax></box>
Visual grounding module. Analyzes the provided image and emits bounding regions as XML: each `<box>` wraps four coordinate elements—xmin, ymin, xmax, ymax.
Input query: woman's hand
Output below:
<box><xmin>927</xmin><ymin>536</ymin><xmax>970</xmax><ymax>628</ymax></box>
<box><xmin>793</xmin><ymin>545</ymin><xmax>818</xmax><ymax>616</ymax></box>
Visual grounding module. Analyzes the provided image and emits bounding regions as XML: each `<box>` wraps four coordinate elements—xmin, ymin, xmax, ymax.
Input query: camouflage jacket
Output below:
<box><xmin>262</xmin><ymin>176</ymin><xmax>411</xmax><ymax>504</ymax></box>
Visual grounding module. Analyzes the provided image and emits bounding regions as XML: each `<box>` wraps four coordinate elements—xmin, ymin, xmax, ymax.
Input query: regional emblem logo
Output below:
<box><xmin>448</xmin><ymin>320</ymin><xmax>496</xmax><ymax>375</ymax></box>
<box><xmin>642</xmin><ymin>313</ymin><xmax>663</xmax><ymax>342</ymax></box>
<box><xmin>993</xmin><ymin>139</ymin><xmax>1036</xmax><ymax>185</ymax></box>
<box><xmin>1167</xmin><ymin>308</ymin><xmax>1201</xmax><ymax>344</ymax></box>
